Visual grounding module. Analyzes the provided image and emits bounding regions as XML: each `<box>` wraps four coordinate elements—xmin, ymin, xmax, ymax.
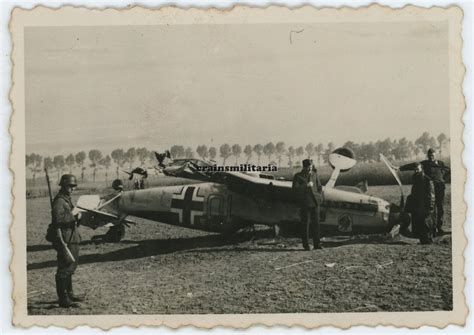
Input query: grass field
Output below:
<box><xmin>25</xmin><ymin>184</ymin><xmax>452</xmax><ymax>315</ymax></box>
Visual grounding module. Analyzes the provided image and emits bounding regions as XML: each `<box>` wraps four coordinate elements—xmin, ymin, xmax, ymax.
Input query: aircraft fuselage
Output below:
<box><xmin>101</xmin><ymin>181</ymin><xmax>392</xmax><ymax>235</ymax></box>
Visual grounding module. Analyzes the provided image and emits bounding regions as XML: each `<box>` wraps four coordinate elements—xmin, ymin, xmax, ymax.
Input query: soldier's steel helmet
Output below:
<box><xmin>112</xmin><ymin>179</ymin><xmax>124</xmax><ymax>191</ymax></box>
<box><xmin>302</xmin><ymin>159</ymin><xmax>313</xmax><ymax>167</ymax></box>
<box><xmin>59</xmin><ymin>174</ymin><xmax>78</xmax><ymax>187</ymax></box>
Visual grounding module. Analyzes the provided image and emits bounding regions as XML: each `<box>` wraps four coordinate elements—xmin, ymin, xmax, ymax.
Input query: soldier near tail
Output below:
<box><xmin>52</xmin><ymin>174</ymin><xmax>84</xmax><ymax>308</ymax></box>
<box><xmin>407</xmin><ymin>163</ymin><xmax>436</xmax><ymax>244</ymax></box>
<box><xmin>292</xmin><ymin>159</ymin><xmax>323</xmax><ymax>250</ymax></box>
<box><xmin>400</xmin><ymin>148</ymin><xmax>450</xmax><ymax>235</ymax></box>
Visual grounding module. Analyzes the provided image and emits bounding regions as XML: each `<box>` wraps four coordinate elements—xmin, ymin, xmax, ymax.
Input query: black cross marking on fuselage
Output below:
<box><xmin>171</xmin><ymin>186</ymin><xmax>204</xmax><ymax>225</ymax></box>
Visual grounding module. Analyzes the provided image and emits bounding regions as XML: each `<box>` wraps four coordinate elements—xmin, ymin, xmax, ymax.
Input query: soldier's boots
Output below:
<box><xmin>419</xmin><ymin>234</ymin><xmax>434</xmax><ymax>245</ymax></box>
<box><xmin>66</xmin><ymin>275</ymin><xmax>84</xmax><ymax>302</ymax></box>
<box><xmin>313</xmin><ymin>238</ymin><xmax>323</xmax><ymax>250</ymax></box>
<box><xmin>303</xmin><ymin>244</ymin><xmax>313</xmax><ymax>251</ymax></box>
<box><xmin>436</xmin><ymin>226</ymin><xmax>445</xmax><ymax>236</ymax></box>
<box><xmin>55</xmin><ymin>274</ymin><xmax>79</xmax><ymax>308</ymax></box>
<box><xmin>303</xmin><ymin>241</ymin><xmax>324</xmax><ymax>250</ymax></box>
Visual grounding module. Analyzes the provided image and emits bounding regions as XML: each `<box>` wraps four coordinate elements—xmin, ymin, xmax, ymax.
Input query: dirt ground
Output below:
<box><xmin>26</xmin><ymin>185</ymin><xmax>452</xmax><ymax>315</ymax></box>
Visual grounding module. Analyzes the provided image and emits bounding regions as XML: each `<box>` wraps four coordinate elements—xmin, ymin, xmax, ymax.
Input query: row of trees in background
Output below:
<box><xmin>26</xmin><ymin>131</ymin><xmax>449</xmax><ymax>185</ymax></box>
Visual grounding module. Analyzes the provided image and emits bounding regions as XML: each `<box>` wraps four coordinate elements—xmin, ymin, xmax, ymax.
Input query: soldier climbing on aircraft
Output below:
<box><xmin>122</xmin><ymin>167</ymin><xmax>148</xmax><ymax>189</ymax></box>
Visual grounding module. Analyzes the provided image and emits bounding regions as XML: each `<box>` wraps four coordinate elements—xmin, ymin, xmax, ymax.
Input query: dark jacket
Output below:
<box><xmin>292</xmin><ymin>169</ymin><xmax>323</xmax><ymax>207</ymax></box>
<box><xmin>400</xmin><ymin>160</ymin><xmax>450</xmax><ymax>184</ymax></box>
<box><xmin>52</xmin><ymin>190</ymin><xmax>81</xmax><ymax>244</ymax></box>
<box><xmin>409</xmin><ymin>173</ymin><xmax>435</xmax><ymax>217</ymax></box>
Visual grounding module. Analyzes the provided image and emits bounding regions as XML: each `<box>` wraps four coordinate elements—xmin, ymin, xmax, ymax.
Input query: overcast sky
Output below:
<box><xmin>25</xmin><ymin>22</ymin><xmax>449</xmax><ymax>156</ymax></box>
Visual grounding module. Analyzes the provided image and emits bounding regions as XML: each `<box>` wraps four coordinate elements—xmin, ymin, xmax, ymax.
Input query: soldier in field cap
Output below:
<box><xmin>52</xmin><ymin>174</ymin><xmax>84</xmax><ymax>308</ymax></box>
<box><xmin>399</xmin><ymin>148</ymin><xmax>450</xmax><ymax>235</ymax></box>
<box><xmin>292</xmin><ymin>159</ymin><xmax>323</xmax><ymax>250</ymax></box>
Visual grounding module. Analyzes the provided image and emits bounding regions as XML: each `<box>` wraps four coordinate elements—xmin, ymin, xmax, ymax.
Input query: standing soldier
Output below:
<box><xmin>400</xmin><ymin>148</ymin><xmax>450</xmax><ymax>235</ymax></box>
<box><xmin>52</xmin><ymin>174</ymin><xmax>84</xmax><ymax>308</ymax></box>
<box><xmin>292</xmin><ymin>159</ymin><xmax>323</xmax><ymax>250</ymax></box>
<box><xmin>407</xmin><ymin>163</ymin><xmax>436</xmax><ymax>244</ymax></box>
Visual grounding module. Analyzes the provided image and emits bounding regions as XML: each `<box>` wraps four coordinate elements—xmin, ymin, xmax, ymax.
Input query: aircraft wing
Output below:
<box><xmin>221</xmin><ymin>171</ymin><xmax>300</xmax><ymax>203</ymax></box>
<box><xmin>155</xmin><ymin>153</ymin><xmax>301</xmax><ymax>203</ymax></box>
<box><xmin>159</xmin><ymin>158</ymin><xmax>215</xmax><ymax>182</ymax></box>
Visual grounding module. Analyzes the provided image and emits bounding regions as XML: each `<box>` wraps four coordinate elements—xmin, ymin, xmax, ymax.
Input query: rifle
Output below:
<box><xmin>45</xmin><ymin>168</ymin><xmax>76</xmax><ymax>264</ymax></box>
<box><xmin>45</xmin><ymin>168</ymin><xmax>54</xmax><ymax>208</ymax></box>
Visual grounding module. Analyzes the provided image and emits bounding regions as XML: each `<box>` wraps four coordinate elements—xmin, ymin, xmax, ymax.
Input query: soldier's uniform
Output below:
<box><xmin>400</xmin><ymin>152</ymin><xmax>450</xmax><ymax>232</ymax></box>
<box><xmin>408</xmin><ymin>171</ymin><xmax>435</xmax><ymax>244</ymax></box>
<box><xmin>51</xmin><ymin>174</ymin><xmax>83</xmax><ymax>308</ymax></box>
<box><xmin>292</xmin><ymin>160</ymin><xmax>323</xmax><ymax>250</ymax></box>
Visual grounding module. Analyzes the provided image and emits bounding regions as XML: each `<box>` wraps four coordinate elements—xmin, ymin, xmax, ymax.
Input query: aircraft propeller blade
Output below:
<box><xmin>380</xmin><ymin>154</ymin><xmax>409</xmax><ymax>236</ymax></box>
<box><xmin>380</xmin><ymin>154</ymin><xmax>404</xmax><ymax>200</ymax></box>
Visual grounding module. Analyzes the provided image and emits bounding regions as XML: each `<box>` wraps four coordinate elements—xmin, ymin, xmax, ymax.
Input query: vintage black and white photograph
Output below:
<box><xmin>9</xmin><ymin>4</ymin><xmax>466</xmax><ymax>329</ymax></box>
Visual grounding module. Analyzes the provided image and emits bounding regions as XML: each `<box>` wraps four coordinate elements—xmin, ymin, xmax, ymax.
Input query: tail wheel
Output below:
<box><xmin>105</xmin><ymin>225</ymin><xmax>125</xmax><ymax>243</ymax></box>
